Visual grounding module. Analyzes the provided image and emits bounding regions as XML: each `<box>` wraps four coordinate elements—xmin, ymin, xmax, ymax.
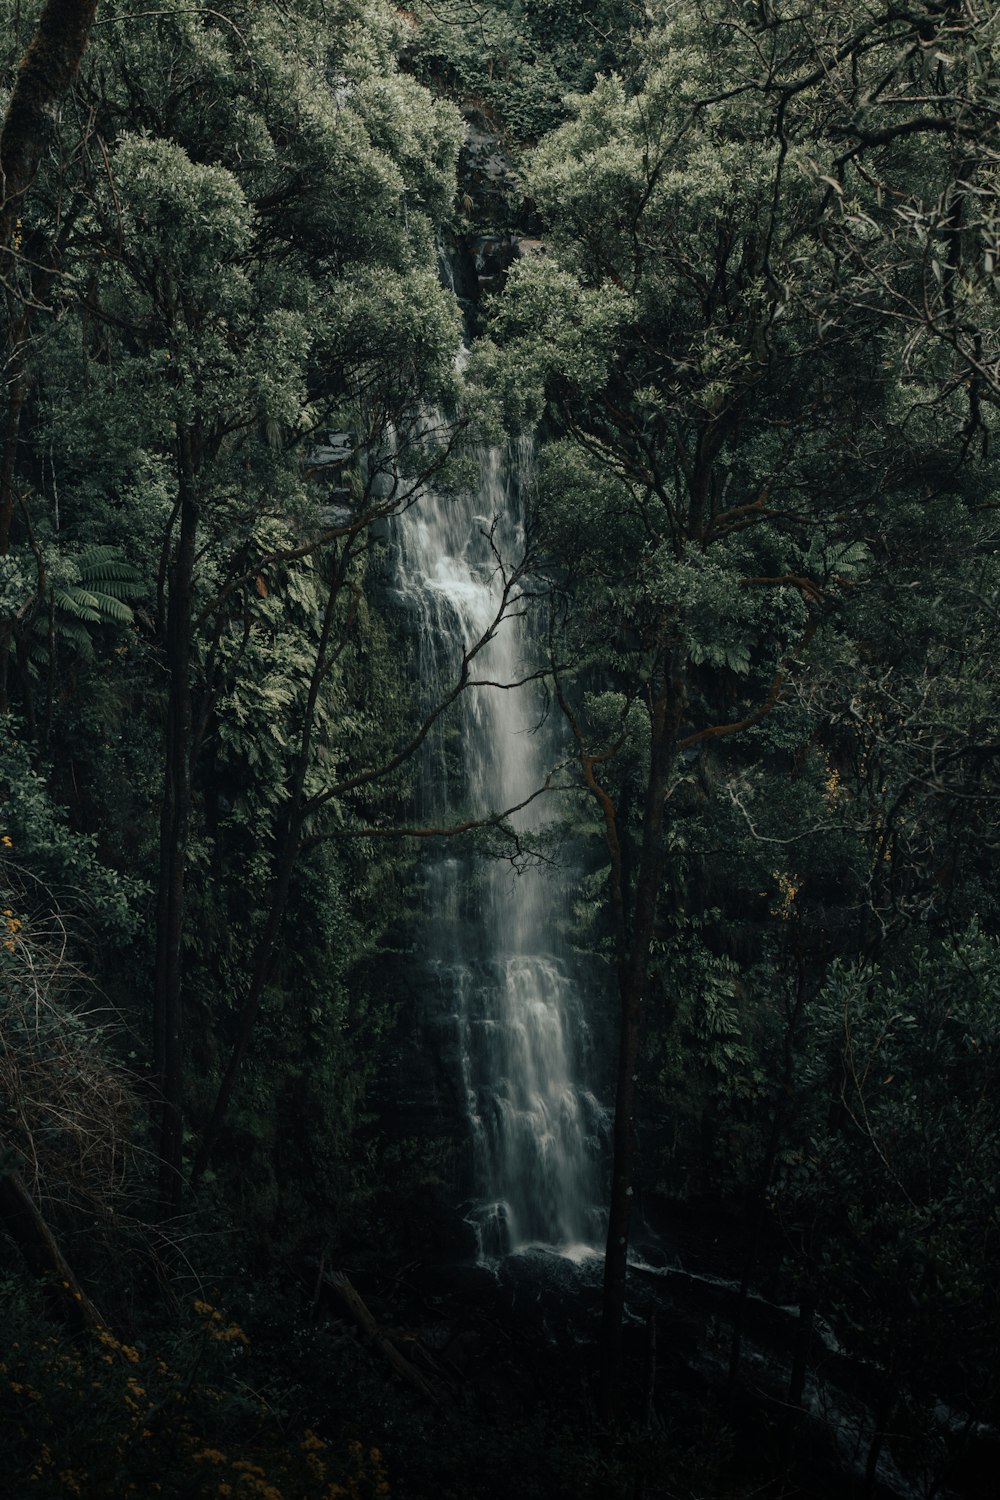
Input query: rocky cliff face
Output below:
<box><xmin>438</xmin><ymin>108</ymin><xmax>546</xmax><ymax>333</ymax></box>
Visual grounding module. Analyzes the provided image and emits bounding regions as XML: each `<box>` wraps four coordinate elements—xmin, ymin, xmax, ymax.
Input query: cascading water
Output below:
<box><xmin>394</xmin><ymin>436</ymin><xmax>606</xmax><ymax>1260</ymax></box>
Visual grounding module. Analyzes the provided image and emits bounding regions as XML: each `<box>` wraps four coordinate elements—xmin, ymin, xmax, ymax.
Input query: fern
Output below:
<box><xmin>805</xmin><ymin>535</ymin><xmax>871</xmax><ymax>583</ymax></box>
<box><xmin>78</xmin><ymin>546</ymin><xmax>145</xmax><ymax>588</ymax></box>
<box><xmin>32</xmin><ymin>545</ymin><xmax>144</xmax><ymax>662</ymax></box>
<box><xmin>688</xmin><ymin>638</ymin><xmax>752</xmax><ymax>675</ymax></box>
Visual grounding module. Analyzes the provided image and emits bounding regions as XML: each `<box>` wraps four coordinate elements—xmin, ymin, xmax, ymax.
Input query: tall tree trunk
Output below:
<box><xmin>0</xmin><ymin>0</ymin><xmax>100</xmax><ymax>250</ymax></box>
<box><xmin>0</xmin><ymin>1</ymin><xmax>98</xmax><ymax>705</ymax></box>
<box><xmin>727</xmin><ymin>960</ymin><xmax>809</xmax><ymax>1405</ymax></box>
<box><xmin>153</xmin><ymin>430</ymin><xmax>199</xmax><ymax>1218</ymax></box>
<box><xmin>0</xmin><ymin>349</ymin><xmax>28</xmax><ymax>556</ymax></box>
<box><xmin>0</xmin><ymin>0</ymin><xmax>100</xmax><ymax>547</ymax></box>
<box><xmin>191</xmin><ymin>835</ymin><xmax>300</xmax><ymax>1180</ymax></box>
<box><xmin>599</xmin><ymin>663</ymin><xmax>683</xmax><ymax>1420</ymax></box>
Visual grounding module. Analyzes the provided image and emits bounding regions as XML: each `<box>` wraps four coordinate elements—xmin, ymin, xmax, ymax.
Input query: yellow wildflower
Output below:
<box><xmin>770</xmin><ymin>869</ymin><xmax>801</xmax><ymax>920</ymax></box>
<box><xmin>210</xmin><ymin>1321</ymin><xmax>249</xmax><ymax>1345</ymax></box>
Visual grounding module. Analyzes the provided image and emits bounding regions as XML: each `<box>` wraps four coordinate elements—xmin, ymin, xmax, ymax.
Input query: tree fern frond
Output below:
<box><xmin>54</xmin><ymin>619</ymin><xmax>95</xmax><ymax>659</ymax></box>
<box><xmin>88</xmin><ymin>592</ymin><xmax>135</xmax><ymax>624</ymax></box>
<box><xmin>77</xmin><ymin>546</ymin><xmax>144</xmax><ymax>595</ymax></box>
<box><xmin>52</xmin><ymin>587</ymin><xmax>103</xmax><ymax>624</ymax></box>
<box><xmin>77</xmin><ymin>544</ymin><xmax>125</xmax><ymax>571</ymax></box>
<box><xmin>38</xmin><ymin>545</ymin><xmax>143</xmax><ymax>661</ymax></box>
<box><xmin>96</xmin><ymin>578</ymin><xmax>144</xmax><ymax>602</ymax></box>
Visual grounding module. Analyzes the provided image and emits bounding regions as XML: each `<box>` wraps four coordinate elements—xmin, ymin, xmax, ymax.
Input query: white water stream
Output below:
<box><xmin>394</xmin><ymin>439</ymin><xmax>605</xmax><ymax>1259</ymax></box>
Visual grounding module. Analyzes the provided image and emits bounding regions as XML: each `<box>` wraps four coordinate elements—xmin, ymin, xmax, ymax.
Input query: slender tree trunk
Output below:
<box><xmin>864</xmin><ymin>1388</ymin><xmax>896</xmax><ymax>1500</ymax></box>
<box><xmin>153</xmin><ymin>430</ymin><xmax>199</xmax><ymax>1218</ymax></box>
<box><xmin>0</xmin><ymin>0</ymin><xmax>100</xmax><ymax>546</ymax></box>
<box><xmin>0</xmin><ymin>357</ymin><xmax>28</xmax><ymax>555</ymax></box>
<box><xmin>0</xmin><ymin>1160</ymin><xmax>102</xmax><ymax>1331</ymax></box>
<box><xmin>191</xmin><ymin>564</ymin><xmax>346</xmax><ymax>1181</ymax></box>
<box><xmin>727</xmin><ymin>960</ymin><xmax>809</xmax><ymax>1404</ymax></box>
<box><xmin>600</xmin><ymin>960</ymin><xmax>645</xmax><ymax>1416</ymax></box>
<box><xmin>641</xmin><ymin>1309</ymin><xmax>657</xmax><ymax>1429</ymax></box>
<box><xmin>787</xmin><ymin>1282</ymin><xmax>817</xmax><ymax>1409</ymax></box>
<box><xmin>599</xmin><ymin>664</ymin><xmax>683</xmax><ymax>1420</ymax></box>
<box><xmin>191</xmin><ymin>836</ymin><xmax>300</xmax><ymax>1179</ymax></box>
<box><xmin>0</xmin><ymin>0</ymin><xmax>98</xmax><ymax>699</ymax></box>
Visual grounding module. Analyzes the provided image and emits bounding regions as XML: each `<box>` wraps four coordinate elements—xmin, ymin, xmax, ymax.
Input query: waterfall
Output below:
<box><xmin>394</xmin><ymin>436</ymin><xmax>606</xmax><ymax>1260</ymax></box>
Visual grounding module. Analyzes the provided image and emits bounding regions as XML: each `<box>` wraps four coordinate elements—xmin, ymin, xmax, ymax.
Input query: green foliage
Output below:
<box><xmin>187</xmin><ymin>837</ymin><xmax>407</xmax><ymax>1252</ymax></box>
<box><xmin>0</xmin><ymin>0</ymin><xmax>466</xmax><ymax>1158</ymax></box>
<box><xmin>0</xmin><ymin>1</ymin><xmax>999</xmax><ymax>1486</ymax></box>
<box><xmin>406</xmin><ymin>1</ymin><xmax>645</xmax><ymax>144</ymax></box>
<box><xmin>0</xmin><ymin>729</ymin><xmax>143</xmax><ymax>943</ymax></box>
<box><xmin>767</xmin><ymin>930</ymin><xmax>1000</xmax><ymax>1408</ymax></box>
<box><xmin>0</xmin><ymin>542</ymin><xmax>143</xmax><ymax>675</ymax></box>
<box><xmin>647</xmin><ymin>920</ymin><xmax>772</xmax><ymax>1188</ymax></box>
<box><xmin>467</xmin><ymin>16</ymin><xmax>1000</xmax><ymax>1450</ymax></box>
<box><xmin>42</xmin><ymin>545</ymin><xmax>143</xmax><ymax>658</ymax></box>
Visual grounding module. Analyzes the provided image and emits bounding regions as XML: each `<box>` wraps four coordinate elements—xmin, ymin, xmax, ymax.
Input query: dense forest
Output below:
<box><xmin>2</xmin><ymin>2</ymin><xmax>1000</xmax><ymax>1496</ymax></box>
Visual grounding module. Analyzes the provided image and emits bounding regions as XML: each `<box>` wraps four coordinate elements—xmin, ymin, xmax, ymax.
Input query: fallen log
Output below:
<box><xmin>0</xmin><ymin>1165</ymin><xmax>102</xmax><ymax>1331</ymax></box>
<box><xmin>325</xmin><ymin>1270</ymin><xmax>446</xmax><ymax>1409</ymax></box>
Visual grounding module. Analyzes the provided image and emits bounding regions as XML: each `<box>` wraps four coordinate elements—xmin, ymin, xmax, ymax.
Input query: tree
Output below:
<box><xmin>479</xmin><ymin>0</ymin><xmax>1000</xmax><ymax>1416</ymax></box>
<box><xmin>81</xmin><ymin>4</ymin><xmax>467</xmax><ymax>1214</ymax></box>
<box><xmin>0</xmin><ymin>0</ymin><xmax>99</xmax><ymax>252</ymax></box>
<box><xmin>0</xmin><ymin>1</ymin><xmax>470</xmax><ymax>1213</ymax></box>
<box><xmin>0</xmin><ymin>0</ymin><xmax>101</xmax><ymax>745</ymax></box>
<box><xmin>406</xmin><ymin>0</ymin><xmax>645</xmax><ymax>141</ymax></box>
